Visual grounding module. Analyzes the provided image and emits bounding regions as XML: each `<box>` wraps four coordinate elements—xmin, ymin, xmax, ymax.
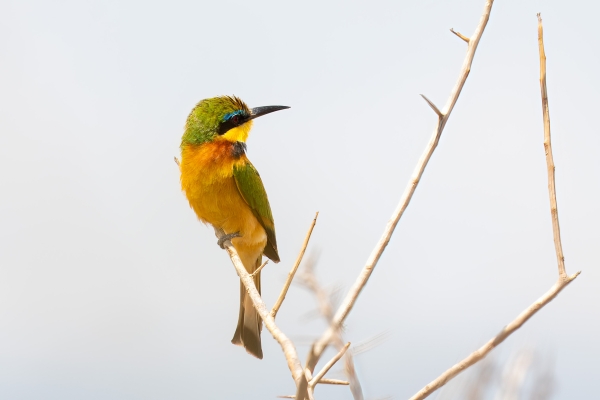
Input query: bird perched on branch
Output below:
<box><xmin>179</xmin><ymin>95</ymin><xmax>289</xmax><ymax>359</ymax></box>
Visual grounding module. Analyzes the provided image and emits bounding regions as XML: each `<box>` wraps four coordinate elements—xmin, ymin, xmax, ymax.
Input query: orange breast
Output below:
<box><xmin>180</xmin><ymin>140</ymin><xmax>267</xmax><ymax>265</ymax></box>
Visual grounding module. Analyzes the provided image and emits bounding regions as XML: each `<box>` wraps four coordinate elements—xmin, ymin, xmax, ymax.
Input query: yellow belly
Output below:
<box><xmin>180</xmin><ymin>142</ymin><xmax>266</xmax><ymax>270</ymax></box>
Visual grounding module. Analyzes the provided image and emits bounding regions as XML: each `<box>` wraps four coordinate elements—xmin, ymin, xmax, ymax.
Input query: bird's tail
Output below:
<box><xmin>231</xmin><ymin>256</ymin><xmax>263</xmax><ymax>359</ymax></box>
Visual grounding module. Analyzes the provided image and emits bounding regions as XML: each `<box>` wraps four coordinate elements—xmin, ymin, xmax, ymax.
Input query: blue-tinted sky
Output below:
<box><xmin>1</xmin><ymin>0</ymin><xmax>598</xmax><ymax>399</ymax></box>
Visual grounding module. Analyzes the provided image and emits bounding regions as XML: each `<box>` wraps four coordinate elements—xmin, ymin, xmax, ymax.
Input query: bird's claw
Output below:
<box><xmin>217</xmin><ymin>232</ymin><xmax>241</xmax><ymax>249</ymax></box>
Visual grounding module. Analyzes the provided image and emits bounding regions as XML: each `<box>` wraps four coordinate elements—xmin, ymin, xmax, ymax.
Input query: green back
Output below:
<box><xmin>233</xmin><ymin>161</ymin><xmax>279</xmax><ymax>263</ymax></box>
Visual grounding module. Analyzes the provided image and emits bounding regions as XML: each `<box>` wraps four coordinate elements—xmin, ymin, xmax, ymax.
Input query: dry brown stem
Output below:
<box><xmin>271</xmin><ymin>212</ymin><xmax>319</xmax><ymax>319</ymax></box>
<box><xmin>537</xmin><ymin>13</ymin><xmax>567</xmax><ymax>279</ymax></box>
<box><xmin>297</xmin><ymin>2</ymin><xmax>495</xmax><ymax>398</ymax></box>
<box><xmin>407</xmin><ymin>13</ymin><xmax>580</xmax><ymax>400</ymax></box>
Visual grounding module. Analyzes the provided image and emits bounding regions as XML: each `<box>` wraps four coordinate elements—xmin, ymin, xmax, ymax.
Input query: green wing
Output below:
<box><xmin>233</xmin><ymin>161</ymin><xmax>280</xmax><ymax>263</ymax></box>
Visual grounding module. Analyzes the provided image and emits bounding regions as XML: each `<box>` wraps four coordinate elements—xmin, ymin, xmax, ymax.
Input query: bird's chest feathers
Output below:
<box><xmin>182</xmin><ymin>140</ymin><xmax>245</xmax><ymax>178</ymax></box>
<box><xmin>180</xmin><ymin>140</ymin><xmax>248</xmax><ymax>220</ymax></box>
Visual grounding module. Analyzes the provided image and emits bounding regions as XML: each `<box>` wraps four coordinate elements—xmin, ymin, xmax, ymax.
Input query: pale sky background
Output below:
<box><xmin>0</xmin><ymin>0</ymin><xmax>598</xmax><ymax>399</ymax></box>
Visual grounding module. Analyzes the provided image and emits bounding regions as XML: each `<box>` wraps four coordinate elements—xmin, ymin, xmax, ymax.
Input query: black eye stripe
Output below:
<box><xmin>218</xmin><ymin>113</ymin><xmax>247</xmax><ymax>135</ymax></box>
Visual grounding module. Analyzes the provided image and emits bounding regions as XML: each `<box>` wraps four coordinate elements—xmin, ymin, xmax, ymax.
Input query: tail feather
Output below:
<box><xmin>231</xmin><ymin>257</ymin><xmax>263</xmax><ymax>359</ymax></box>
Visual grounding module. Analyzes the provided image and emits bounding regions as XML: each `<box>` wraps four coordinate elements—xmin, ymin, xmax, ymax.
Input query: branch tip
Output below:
<box><xmin>301</xmin><ymin>2</ymin><xmax>496</xmax><ymax>397</ymax></box>
<box><xmin>250</xmin><ymin>259</ymin><xmax>270</xmax><ymax>278</ymax></box>
<box><xmin>420</xmin><ymin>94</ymin><xmax>443</xmax><ymax>117</ymax></box>
<box><xmin>569</xmin><ymin>271</ymin><xmax>581</xmax><ymax>281</ymax></box>
<box><xmin>450</xmin><ymin>28</ymin><xmax>470</xmax><ymax>43</ymax></box>
<box><xmin>271</xmin><ymin>212</ymin><xmax>319</xmax><ymax>319</ymax></box>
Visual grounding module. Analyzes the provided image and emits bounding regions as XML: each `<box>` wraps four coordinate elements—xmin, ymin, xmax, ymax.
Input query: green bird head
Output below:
<box><xmin>181</xmin><ymin>95</ymin><xmax>289</xmax><ymax>146</ymax></box>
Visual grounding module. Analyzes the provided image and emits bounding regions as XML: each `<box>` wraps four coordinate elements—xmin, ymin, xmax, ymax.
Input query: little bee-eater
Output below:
<box><xmin>180</xmin><ymin>95</ymin><xmax>289</xmax><ymax>359</ymax></box>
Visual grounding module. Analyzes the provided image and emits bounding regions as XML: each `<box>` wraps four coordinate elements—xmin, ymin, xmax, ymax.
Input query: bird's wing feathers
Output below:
<box><xmin>233</xmin><ymin>161</ymin><xmax>279</xmax><ymax>262</ymax></box>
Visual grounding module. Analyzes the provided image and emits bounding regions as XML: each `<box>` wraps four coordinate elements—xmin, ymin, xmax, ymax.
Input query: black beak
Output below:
<box><xmin>248</xmin><ymin>105</ymin><xmax>290</xmax><ymax>120</ymax></box>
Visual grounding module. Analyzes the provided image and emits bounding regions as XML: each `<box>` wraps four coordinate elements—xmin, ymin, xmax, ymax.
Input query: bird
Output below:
<box><xmin>179</xmin><ymin>95</ymin><xmax>289</xmax><ymax>359</ymax></box>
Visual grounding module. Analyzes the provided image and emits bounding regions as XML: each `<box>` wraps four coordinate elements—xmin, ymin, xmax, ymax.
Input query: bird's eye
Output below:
<box><xmin>231</xmin><ymin>115</ymin><xmax>240</xmax><ymax>125</ymax></box>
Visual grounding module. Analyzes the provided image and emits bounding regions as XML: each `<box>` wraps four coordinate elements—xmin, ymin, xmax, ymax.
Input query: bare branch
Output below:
<box><xmin>298</xmin><ymin>259</ymin><xmax>364</xmax><ymax>399</ymax></box>
<box><xmin>408</xmin><ymin>273</ymin><xmax>578</xmax><ymax>400</ymax></box>
<box><xmin>309</xmin><ymin>342</ymin><xmax>351</xmax><ymax>388</ymax></box>
<box><xmin>408</xmin><ymin>13</ymin><xmax>581</xmax><ymax>400</ymax></box>
<box><xmin>299</xmin><ymin>3</ymin><xmax>496</xmax><ymax>397</ymax></box>
<box><xmin>450</xmin><ymin>28</ymin><xmax>470</xmax><ymax>43</ymax></box>
<box><xmin>271</xmin><ymin>212</ymin><xmax>319</xmax><ymax>319</ymax></box>
<box><xmin>174</xmin><ymin>156</ymin><xmax>180</xmax><ymax>167</ymax></box>
<box><xmin>214</xmin><ymin>228</ymin><xmax>304</xmax><ymax>386</ymax></box>
<box><xmin>420</xmin><ymin>94</ymin><xmax>443</xmax><ymax>118</ymax></box>
<box><xmin>537</xmin><ymin>13</ymin><xmax>568</xmax><ymax>279</ymax></box>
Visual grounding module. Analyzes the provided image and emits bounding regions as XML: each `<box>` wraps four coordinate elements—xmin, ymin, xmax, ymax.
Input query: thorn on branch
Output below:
<box><xmin>174</xmin><ymin>156</ymin><xmax>180</xmax><ymax>166</ymax></box>
<box><xmin>250</xmin><ymin>259</ymin><xmax>269</xmax><ymax>278</ymax></box>
<box><xmin>420</xmin><ymin>94</ymin><xmax>443</xmax><ymax>118</ymax></box>
<box><xmin>450</xmin><ymin>28</ymin><xmax>470</xmax><ymax>43</ymax></box>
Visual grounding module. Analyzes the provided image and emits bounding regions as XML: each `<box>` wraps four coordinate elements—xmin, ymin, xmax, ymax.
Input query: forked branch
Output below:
<box><xmin>298</xmin><ymin>2</ymin><xmax>496</xmax><ymax>398</ymax></box>
<box><xmin>215</xmin><ymin>212</ymin><xmax>319</xmax><ymax>391</ymax></box>
<box><xmin>298</xmin><ymin>260</ymin><xmax>364</xmax><ymax>399</ymax></box>
<box><xmin>214</xmin><ymin>228</ymin><xmax>304</xmax><ymax>385</ymax></box>
<box><xmin>407</xmin><ymin>13</ymin><xmax>580</xmax><ymax>400</ymax></box>
<box><xmin>310</xmin><ymin>342</ymin><xmax>351</xmax><ymax>388</ymax></box>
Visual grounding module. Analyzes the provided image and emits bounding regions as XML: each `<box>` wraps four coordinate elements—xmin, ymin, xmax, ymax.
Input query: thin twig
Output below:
<box><xmin>298</xmin><ymin>259</ymin><xmax>364</xmax><ymax>399</ymax></box>
<box><xmin>318</xmin><ymin>379</ymin><xmax>350</xmax><ymax>385</ymax></box>
<box><xmin>250</xmin><ymin>259</ymin><xmax>269</xmax><ymax>278</ymax></box>
<box><xmin>450</xmin><ymin>28</ymin><xmax>470</xmax><ymax>43</ymax></box>
<box><xmin>297</xmin><ymin>2</ymin><xmax>495</xmax><ymax>398</ymax></box>
<box><xmin>537</xmin><ymin>13</ymin><xmax>567</xmax><ymax>280</ymax></box>
<box><xmin>310</xmin><ymin>342</ymin><xmax>351</xmax><ymax>387</ymax></box>
<box><xmin>407</xmin><ymin>13</ymin><xmax>581</xmax><ymax>400</ymax></box>
<box><xmin>214</xmin><ymin>228</ymin><xmax>304</xmax><ymax>386</ymax></box>
<box><xmin>271</xmin><ymin>212</ymin><xmax>319</xmax><ymax>319</ymax></box>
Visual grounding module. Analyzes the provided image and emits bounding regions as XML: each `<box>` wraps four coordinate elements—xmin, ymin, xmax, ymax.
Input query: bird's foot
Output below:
<box><xmin>217</xmin><ymin>232</ymin><xmax>241</xmax><ymax>249</ymax></box>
